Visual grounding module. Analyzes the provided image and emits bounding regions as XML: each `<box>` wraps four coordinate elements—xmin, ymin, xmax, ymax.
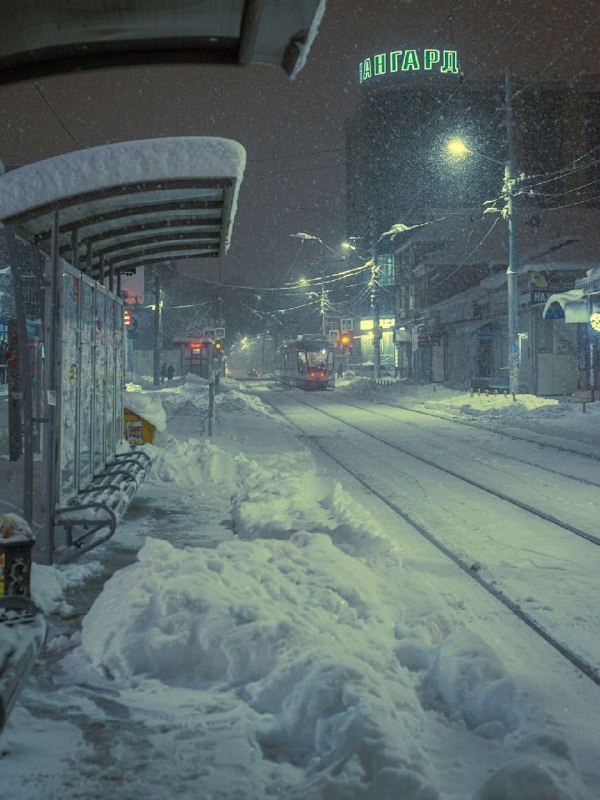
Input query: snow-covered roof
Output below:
<box><xmin>0</xmin><ymin>0</ymin><xmax>327</xmax><ymax>85</ymax></box>
<box><xmin>0</xmin><ymin>137</ymin><xmax>246</xmax><ymax>275</ymax></box>
<box><xmin>542</xmin><ymin>289</ymin><xmax>589</xmax><ymax>323</ymax></box>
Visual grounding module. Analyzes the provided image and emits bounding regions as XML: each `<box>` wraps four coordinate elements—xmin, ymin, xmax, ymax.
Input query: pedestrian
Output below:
<box><xmin>166</xmin><ymin>364</ymin><xmax>174</xmax><ymax>381</ymax></box>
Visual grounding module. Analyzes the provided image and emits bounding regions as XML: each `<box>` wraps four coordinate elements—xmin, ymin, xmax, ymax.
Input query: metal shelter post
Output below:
<box><xmin>39</xmin><ymin>211</ymin><xmax>61</xmax><ymax>564</ymax></box>
<box><xmin>4</xmin><ymin>224</ymin><xmax>35</xmax><ymax>523</ymax></box>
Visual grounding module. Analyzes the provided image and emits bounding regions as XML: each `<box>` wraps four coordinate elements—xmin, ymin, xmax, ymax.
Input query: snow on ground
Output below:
<box><xmin>2</xmin><ymin>375</ymin><xmax>599</xmax><ymax>799</ymax></box>
<box><xmin>336</xmin><ymin>374</ymin><xmax>600</xmax><ymax>452</ymax></box>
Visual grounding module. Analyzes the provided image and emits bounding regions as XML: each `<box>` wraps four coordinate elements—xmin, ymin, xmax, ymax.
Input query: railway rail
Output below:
<box><xmin>265</xmin><ymin>389</ymin><xmax>600</xmax><ymax>689</ymax></box>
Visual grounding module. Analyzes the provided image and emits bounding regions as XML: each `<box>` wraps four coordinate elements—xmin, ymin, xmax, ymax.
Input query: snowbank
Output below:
<box><xmin>3</xmin><ymin>376</ymin><xmax>597</xmax><ymax>800</ymax></box>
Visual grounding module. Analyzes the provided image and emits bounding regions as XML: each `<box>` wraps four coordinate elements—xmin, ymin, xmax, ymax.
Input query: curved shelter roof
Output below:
<box><xmin>0</xmin><ymin>136</ymin><xmax>246</xmax><ymax>277</ymax></box>
<box><xmin>0</xmin><ymin>0</ymin><xmax>326</xmax><ymax>85</ymax></box>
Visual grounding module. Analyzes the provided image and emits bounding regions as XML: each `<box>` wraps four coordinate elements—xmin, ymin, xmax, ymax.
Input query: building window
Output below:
<box><xmin>377</xmin><ymin>254</ymin><xmax>395</xmax><ymax>286</ymax></box>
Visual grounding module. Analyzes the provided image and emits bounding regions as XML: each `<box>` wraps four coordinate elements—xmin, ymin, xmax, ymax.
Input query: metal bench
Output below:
<box><xmin>0</xmin><ymin>596</ymin><xmax>47</xmax><ymax>733</ymax></box>
<box><xmin>53</xmin><ymin>449</ymin><xmax>152</xmax><ymax>563</ymax></box>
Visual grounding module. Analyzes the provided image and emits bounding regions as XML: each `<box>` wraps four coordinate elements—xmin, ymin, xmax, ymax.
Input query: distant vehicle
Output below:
<box><xmin>275</xmin><ymin>336</ymin><xmax>335</xmax><ymax>390</ymax></box>
<box><xmin>247</xmin><ymin>368</ymin><xmax>259</xmax><ymax>377</ymax></box>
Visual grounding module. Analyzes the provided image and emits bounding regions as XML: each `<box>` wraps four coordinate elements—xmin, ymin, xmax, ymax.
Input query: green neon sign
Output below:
<box><xmin>359</xmin><ymin>48</ymin><xmax>460</xmax><ymax>83</ymax></box>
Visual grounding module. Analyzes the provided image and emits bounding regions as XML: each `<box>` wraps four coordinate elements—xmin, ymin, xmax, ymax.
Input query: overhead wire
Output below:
<box><xmin>539</xmin><ymin>192</ymin><xmax>600</xmax><ymax>212</ymax></box>
<box><xmin>31</xmin><ymin>80</ymin><xmax>79</xmax><ymax>145</ymax></box>
<box><xmin>387</xmin><ymin>1</ymin><xmax>600</xmax><ymax>239</ymax></box>
<box><xmin>432</xmin><ymin>216</ymin><xmax>503</xmax><ymax>287</ymax></box>
<box><xmin>512</xmin><ymin>10</ymin><xmax>600</xmax><ymax>100</ymax></box>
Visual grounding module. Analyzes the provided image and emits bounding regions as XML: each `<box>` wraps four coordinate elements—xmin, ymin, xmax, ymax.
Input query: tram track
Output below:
<box><xmin>276</xmin><ymin>391</ymin><xmax>600</xmax><ymax>547</ymax></box>
<box><xmin>326</xmin><ymin>394</ymin><xmax>600</xmax><ymax>490</ymax></box>
<box><xmin>345</xmin><ymin>392</ymin><xmax>600</xmax><ymax>462</ymax></box>
<box><xmin>264</xmin><ymin>390</ymin><xmax>600</xmax><ymax>689</ymax></box>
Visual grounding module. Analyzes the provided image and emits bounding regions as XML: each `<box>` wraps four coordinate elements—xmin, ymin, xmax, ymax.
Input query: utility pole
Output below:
<box><xmin>319</xmin><ymin>240</ymin><xmax>327</xmax><ymax>336</ymax></box>
<box><xmin>153</xmin><ymin>266</ymin><xmax>162</xmax><ymax>386</ymax></box>
<box><xmin>504</xmin><ymin>67</ymin><xmax>519</xmax><ymax>398</ymax></box>
<box><xmin>319</xmin><ymin>282</ymin><xmax>328</xmax><ymax>335</ymax></box>
<box><xmin>369</xmin><ymin>217</ymin><xmax>381</xmax><ymax>380</ymax></box>
<box><xmin>370</xmin><ymin>261</ymin><xmax>382</xmax><ymax>380</ymax></box>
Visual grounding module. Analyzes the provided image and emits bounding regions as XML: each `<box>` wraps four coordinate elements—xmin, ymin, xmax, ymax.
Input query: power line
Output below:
<box><xmin>31</xmin><ymin>80</ymin><xmax>79</xmax><ymax>145</ymax></box>
<box><xmin>433</xmin><ymin>216</ymin><xmax>502</xmax><ymax>286</ymax></box>
<box><xmin>527</xmin><ymin>176</ymin><xmax>600</xmax><ymax>200</ymax></box>
<box><xmin>541</xmin><ymin>192</ymin><xmax>600</xmax><ymax>212</ymax></box>
<box><xmin>512</xmin><ymin>10</ymin><xmax>600</xmax><ymax>100</ymax></box>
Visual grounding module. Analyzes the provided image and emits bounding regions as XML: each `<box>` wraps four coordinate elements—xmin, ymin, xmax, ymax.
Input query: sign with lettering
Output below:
<box><xmin>359</xmin><ymin>48</ymin><xmax>460</xmax><ymax>83</ymax></box>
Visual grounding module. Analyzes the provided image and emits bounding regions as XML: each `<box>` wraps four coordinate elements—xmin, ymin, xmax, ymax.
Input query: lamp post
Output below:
<box><xmin>446</xmin><ymin>70</ymin><xmax>519</xmax><ymax>396</ymax></box>
<box><xmin>290</xmin><ymin>232</ymin><xmax>344</xmax><ymax>338</ymax></box>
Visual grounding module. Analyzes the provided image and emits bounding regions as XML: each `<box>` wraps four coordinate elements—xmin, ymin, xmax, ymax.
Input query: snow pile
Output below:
<box><xmin>215</xmin><ymin>387</ymin><xmax>277</xmax><ymax>417</ymax></box>
<box><xmin>475</xmin><ymin>731</ymin><xmax>592</xmax><ymax>800</ymax></box>
<box><xmin>423</xmin><ymin>629</ymin><xmax>531</xmax><ymax>738</ymax></box>
<box><xmin>3</xmin><ymin>376</ymin><xmax>598</xmax><ymax>799</ymax></box>
<box><xmin>152</xmin><ymin>436</ymin><xmax>238</xmax><ymax>486</ymax></box>
<box><xmin>73</xmin><ymin>533</ymin><xmax>439</xmax><ymax>798</ymax></box>
<box><xmin>123</xmin><ymin>388</ymin><xmax>167</xmax><ymax>432</ymax></box>
<box><xmin>30</xmin><ymin>560</ymin><xmax>105</xmax><ymax>616</ymax></box>
<box><xmin>0</xmin><ymin>513</ymin><xmax>33</xmax><ymax>542</ymax></box>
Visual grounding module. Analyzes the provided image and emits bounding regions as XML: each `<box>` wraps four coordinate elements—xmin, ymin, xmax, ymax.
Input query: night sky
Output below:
<box><xmin>0</xmin><ymin>0</ymin><xmax>598</xmax><ymax>327</ymax></box>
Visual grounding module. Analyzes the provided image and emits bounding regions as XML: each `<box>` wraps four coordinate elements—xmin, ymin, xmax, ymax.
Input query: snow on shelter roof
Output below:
<box><xmin>0</xmin><ymin>0</ymin><xmax>327</xmax><ymax>85</ymax></box>
<box><xmin>0</xmin><ymin>136</ymin><xmax>246</xmax><ymax>276</ymax></box>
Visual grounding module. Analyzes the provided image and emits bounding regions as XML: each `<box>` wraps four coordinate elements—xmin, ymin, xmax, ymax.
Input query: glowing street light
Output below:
<box><xmin>444</xmin><ymin>70</ymin><xmax>519</xmax><ymax>397</ymax></box>
<box><xmin>446</xmin><ymin>137</ymin><xmax>471</xmax><ymax>159</ymax></box>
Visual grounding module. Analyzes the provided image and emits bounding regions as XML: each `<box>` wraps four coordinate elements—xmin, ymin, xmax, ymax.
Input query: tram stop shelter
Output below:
<box><xmin>0</xmin><ymin>136</ymin><xmax>245</xmax><ymax>565</ymax></box>
<box><xmin>0</xmin><ymin>0</ymin><xmax>326</xmax><ymax>84</ymax></box>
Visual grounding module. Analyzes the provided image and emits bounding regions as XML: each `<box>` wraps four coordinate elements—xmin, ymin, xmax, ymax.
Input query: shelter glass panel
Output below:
<box><xmin>104</xmin><ymin>297</ymin><xmax>116</xmax><ymax>456</ymax></box>
<box><xmin>93</xmin><ymin>289</ymin><xmax>108</xmax><ymax>472</ymax></box>
<box><xmin>79</xmin><ymin>278</ymin><xmax>95</xmax><ymax>485</ymax></box>
<box><xmin>59</xmin><ymin>269</ymin><xmax>80</xmax><ymax>501</ymax></box>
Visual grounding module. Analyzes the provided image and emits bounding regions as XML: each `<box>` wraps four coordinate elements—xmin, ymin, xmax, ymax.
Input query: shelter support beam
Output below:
<box><xmin>39</xmin><ymin>211</ymin><xmax>61</xmax><ymax>564</ymax></box>
<box><xmin>4</xmin><ymin>225</ymin><xmax>35</xmax><ymax>522</ymax></box>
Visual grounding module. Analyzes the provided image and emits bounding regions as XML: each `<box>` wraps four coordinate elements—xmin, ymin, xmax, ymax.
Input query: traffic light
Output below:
<box><xmin>123</xmin><ymin>308</ymin><xmax>132</xmax><ymax>327</ymax></box>
<box><xmin>340</xmin><ymin>332</ymin><xmax>352</xmax><ymax>349</ymax></box>
<box><xmin>214</xmin><ymin>340</ymin><xmax>223</xmax><ymax>352</ymax></box>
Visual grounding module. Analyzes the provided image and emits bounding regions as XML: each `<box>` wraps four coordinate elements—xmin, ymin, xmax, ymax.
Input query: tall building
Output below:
<box><xmin>344</xmin><ymin>50</ymin><xmax>600</xmax><ymax>390</ymax></box>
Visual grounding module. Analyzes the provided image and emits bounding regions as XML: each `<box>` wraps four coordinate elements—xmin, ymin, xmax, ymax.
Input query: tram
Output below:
<box><xmin>275</xmin><ymin>336</ymin><xmax>335</xmax><ymax>390</ymax></box>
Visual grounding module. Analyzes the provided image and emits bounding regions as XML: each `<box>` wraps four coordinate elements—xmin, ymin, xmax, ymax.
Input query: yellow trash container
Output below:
<box><xmin>124</xmin><ymin>408</ymin><xmax>156</xmax><ymax>445</ymax></box>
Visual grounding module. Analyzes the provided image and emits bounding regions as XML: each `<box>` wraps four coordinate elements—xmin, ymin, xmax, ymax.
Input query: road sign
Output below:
<box><xmin>341</xmin><ymin>318</ymin><xmax>353</xmax><ymax>331</ymax></box>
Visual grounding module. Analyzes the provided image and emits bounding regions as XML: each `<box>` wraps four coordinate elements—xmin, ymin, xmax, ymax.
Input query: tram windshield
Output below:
<box><xmin>306</xmin><ymin>348</ymin><xmax>333</xmax><ymax>371</ymax></box>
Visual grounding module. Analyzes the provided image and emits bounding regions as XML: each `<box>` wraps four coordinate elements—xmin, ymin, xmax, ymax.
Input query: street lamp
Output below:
<box><xmin>445</xmin><ymin>73</ymin><xmax>519</xmax><ymax>397</ymax></box>
<box><xmin>291</xmin><ymin>232</ymin><xmax>343</xmax><ymax>337</ymax></box>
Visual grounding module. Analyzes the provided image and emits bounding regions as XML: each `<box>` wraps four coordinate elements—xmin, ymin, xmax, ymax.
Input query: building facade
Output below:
<box><xmin>344</xmin><ymin>59</ymin><xmax>600</xmax><ymax>391</ymax></box>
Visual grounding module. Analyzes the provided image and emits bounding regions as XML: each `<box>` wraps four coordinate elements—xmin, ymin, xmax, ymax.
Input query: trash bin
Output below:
<box><xmin>124</xmin><ymin>408</ymin><xmax>156</xmax><ymax>445</ymax></box>
<box><xmin>0</xmin><ymin>515</ymin><xmax>35</xmax><ymax>598</ymax></box>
